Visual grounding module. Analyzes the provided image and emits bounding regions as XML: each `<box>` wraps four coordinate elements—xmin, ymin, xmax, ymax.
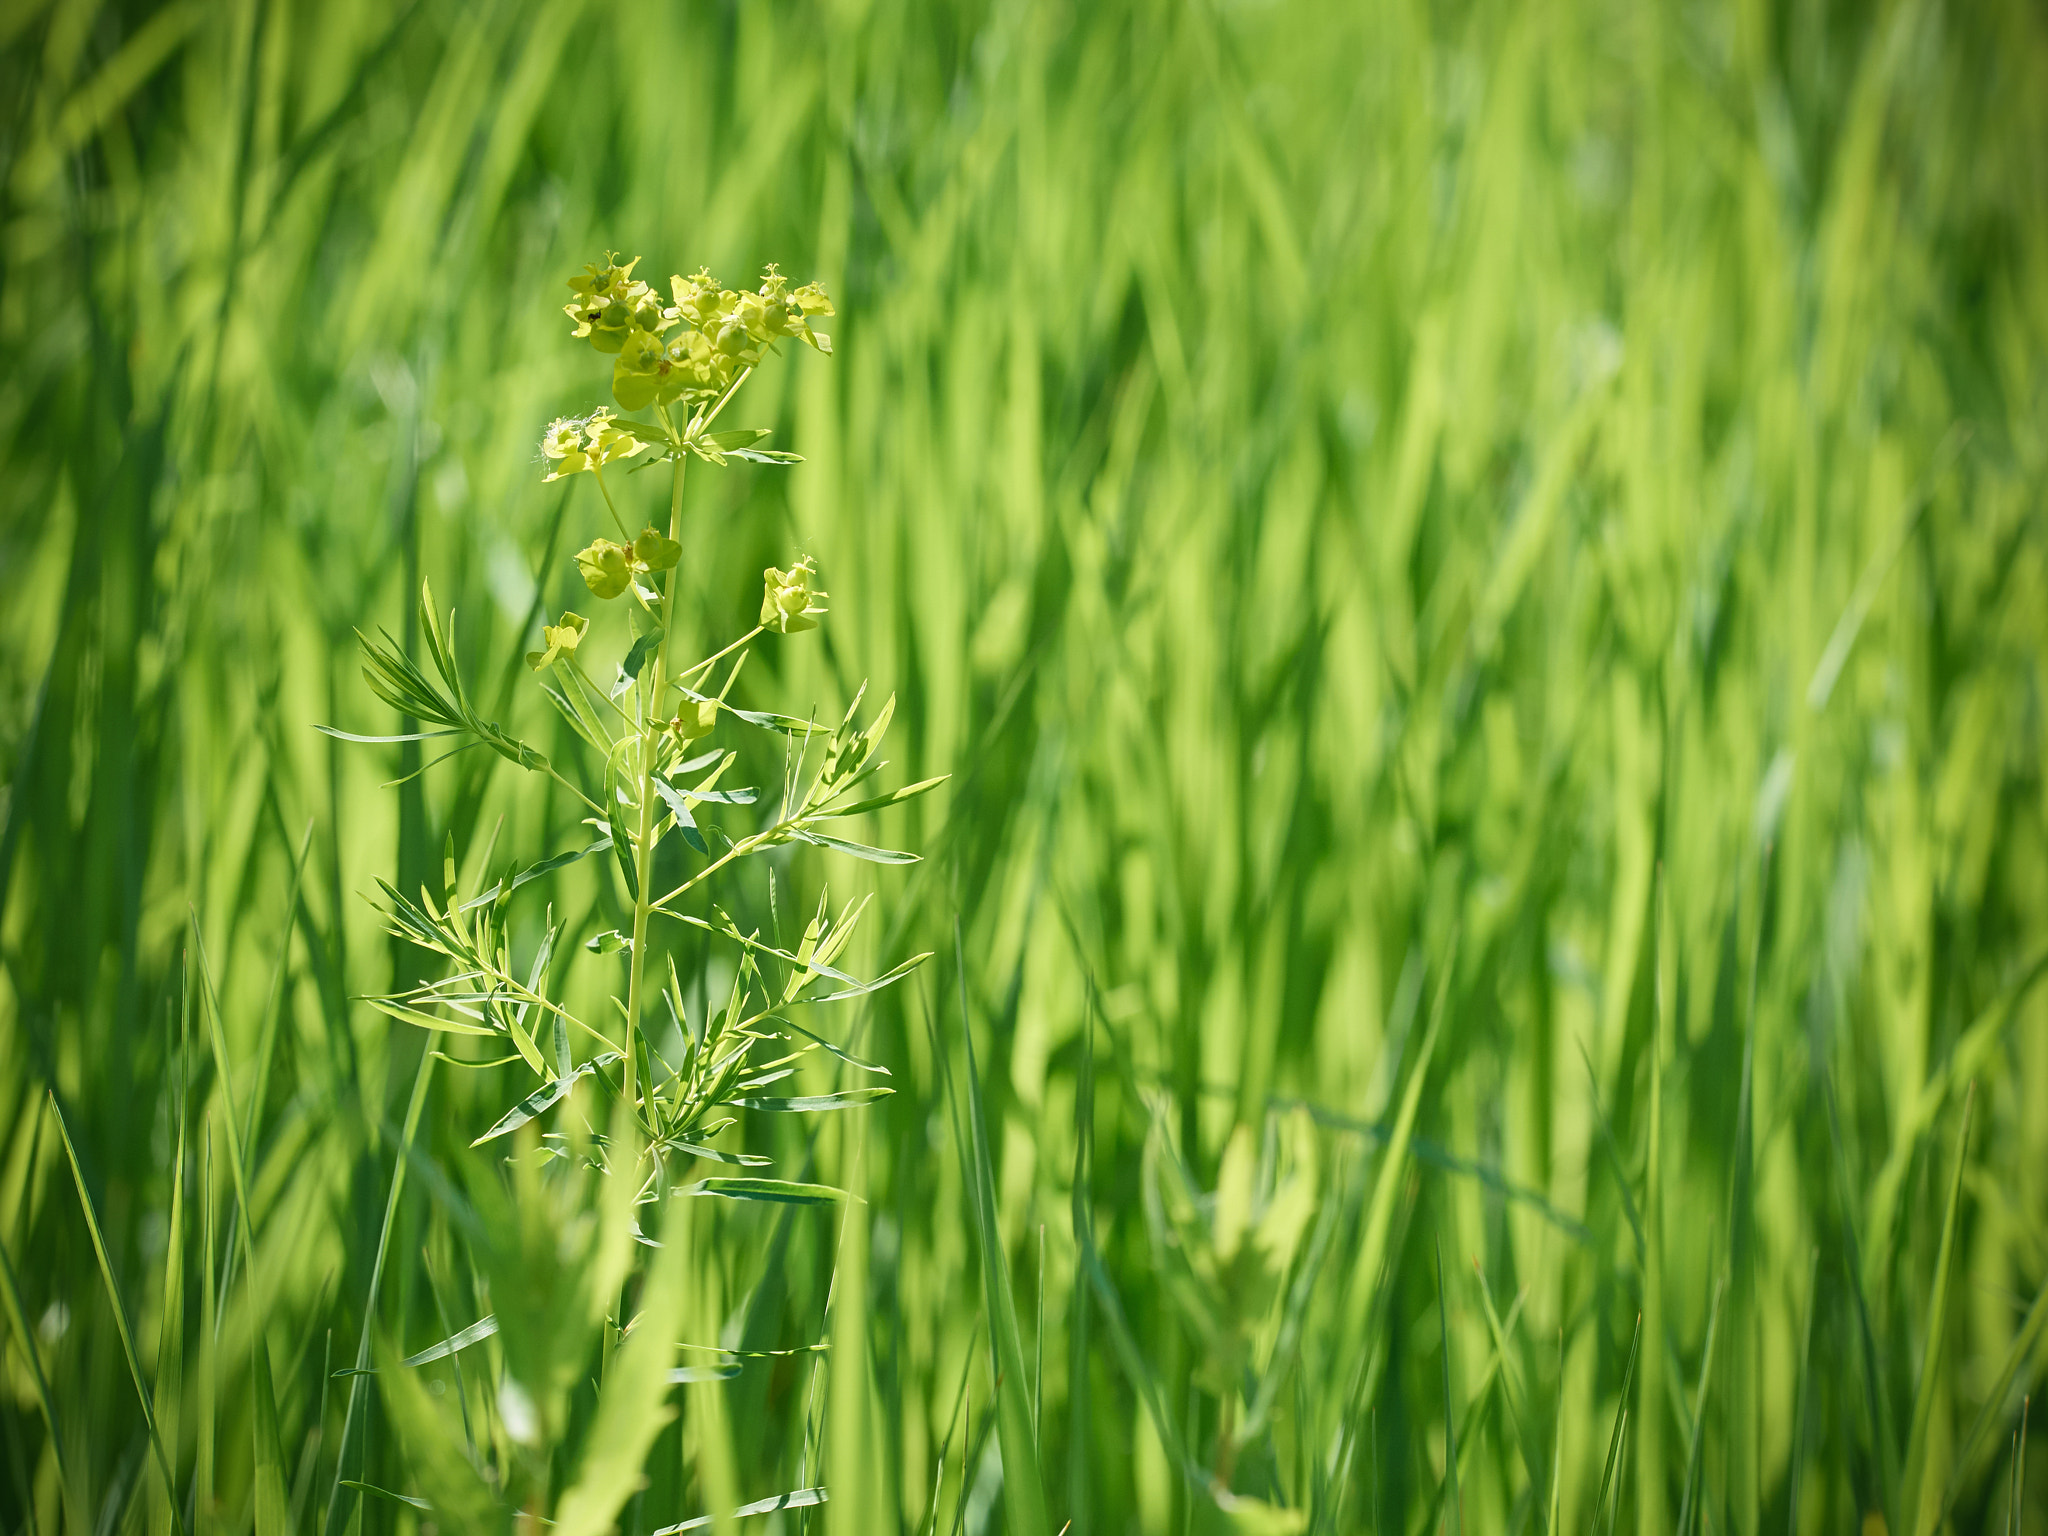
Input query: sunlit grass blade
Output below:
<box><xmin>48</xmin><ymin>1092</ymin><xmax>187</xmax><ymax>1536</ymax></box>
<box><xmin>653</xmin><ymin>1487</ymin><xmax>830</xmax><ymax>1534</ymax></box>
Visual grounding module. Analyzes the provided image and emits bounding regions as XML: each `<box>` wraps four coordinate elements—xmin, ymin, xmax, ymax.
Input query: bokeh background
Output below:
<box><xmin>3</xmin><ymin>0</ymin><xmax>2047</xmax><ymax>1531</ymax></box>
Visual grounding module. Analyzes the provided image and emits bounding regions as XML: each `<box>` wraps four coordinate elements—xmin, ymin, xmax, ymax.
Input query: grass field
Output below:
<box><xmin>3</xmin><ymin>0</ymin><xmax>2048</xmax><ymax>1532</ymax></box>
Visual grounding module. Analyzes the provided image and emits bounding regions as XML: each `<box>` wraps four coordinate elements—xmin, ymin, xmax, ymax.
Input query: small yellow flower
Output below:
<box><xmin>541</xmin><ymin>417</ymin><xmax>589</xmax><ymax>479</ymax></box>
<box><xmin>525</xmin><ymin>610</ymin><xmax>589</xmax><ymax>671</ymax></box>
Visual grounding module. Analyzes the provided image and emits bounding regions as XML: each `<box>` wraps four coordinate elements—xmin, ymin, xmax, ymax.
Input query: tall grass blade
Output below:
<box><xmin>954</xmin><ymin>934</ymin><xmax>1053</xmax><ymax>1536</ymax></box>
<box><xmin>1785</xmin><ymin>1248</ymin><xmax>1819</xmax><ymax>1536</ymax></box>
<box><xmin>323</xmin><ymin>1045</ymin><xmax>438</xmax><ymax>1536</ymax></box>
<box><xmin>1900</xmin><ymin>1086</ymin><xmax>1976</xmax><ymax>1536</ymax></box>
<box><xmin>193</xmin><ymin>925</ymin><xmax>289</xmax><ymax>1536</ymax></box>
<box><xmin>1340</xmin><ymin>942</ymin><xmax>1455</xmax><ymax>1365</ymax></box>
<box><xmin>48</xmin><ymin>1092</ymin><xmax>187</xmax><ymax>1536</ymax></box>
<box><xmin>151</xmin><ymin>999</ymin><xmax>189</xmax><ymax>1536</ymax></box>
<box><xmin>1435</xmin><ymin>1237</ymin><xmax>1461</xmax><ymax>1536</ymax></box>
<box><xmin>1592</xmin><ymin>1316</ymin><xmax>1643</xmax><ymax>1536</ymax></box>
<box><xmin>1676</xmin><ymin>1273</ymin><xmax>1727</xmax><ymax>1536</ymax></box>
<box><xmin>1942</xmin><ymin>1277</ymin><xmax>2048</xmax><ymax>1522</ymax></box>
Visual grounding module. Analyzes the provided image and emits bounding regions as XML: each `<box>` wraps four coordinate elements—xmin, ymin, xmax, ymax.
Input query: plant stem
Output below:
<box><xmin>624</xmin><ymin>443</ymin><xmax>688</xmax><ymax>1120</ymax></box>
<box><xmin>675</xmin><ymin>626</ymin><xmax>764</xmax><ymax>695</ymax></box>
<box><xmin>591</xmin><ymin>462</ymin><xmax>631</xmax><ymax>538</ymax></box>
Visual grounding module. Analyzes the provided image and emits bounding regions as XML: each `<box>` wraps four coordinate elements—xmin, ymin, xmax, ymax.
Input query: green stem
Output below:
<box><xmin>624</xmin><ymin>448</ymin><xmax>687</xmax><ymax>1119</ymax></box>
<box><xmin>674</xmin><ymin>626</ymin><xmax>764</xmax><ymax>695</ymax></box>
<box><xmin>591</xmin><ymin>462</ymin><xmax>631</xmax><ymax>538</ymax></box>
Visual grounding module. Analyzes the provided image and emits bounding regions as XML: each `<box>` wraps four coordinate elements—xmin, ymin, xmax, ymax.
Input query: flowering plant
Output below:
<box><xmin>328</xmin><ymin>256</ymin><xmax>937</xmax><ymax>1189</ymax></box>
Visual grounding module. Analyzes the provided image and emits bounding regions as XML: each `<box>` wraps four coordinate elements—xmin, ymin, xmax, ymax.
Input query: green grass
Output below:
<box><xmin>4</xmin><ymin>0</ymin><xmax>2048</xmax><ymax>1532</ymax></box>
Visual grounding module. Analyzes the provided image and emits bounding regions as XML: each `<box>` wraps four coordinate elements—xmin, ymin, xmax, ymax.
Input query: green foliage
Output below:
<box><xmin>5</xmin><ymin>0</ymin><xmax>2048</xmax><ymax>1534</ymax></box>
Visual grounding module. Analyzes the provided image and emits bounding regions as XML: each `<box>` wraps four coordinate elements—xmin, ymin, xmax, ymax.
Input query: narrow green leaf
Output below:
<box><xmin>804</xmin><ymin>952</ymin><xmax>933</xmax><ymax>1004</ymax></box>
<box><xmin>651</xmin><ymin>1486</ymin><xmax>828</xmax><ymax>1534</ymax></box>
<box><xmin>623</xmin><ymin>624</ymin><xmax>666</xmax><ymax>682</ymax></box>
<box><xmin>703</xmin><ymin>428</ymin><xmax>773</xmax><ymax>449</ymax></box>
<box><xmin>691</xmin><ymin>1178</ymin><xmax>847</xmax><ymax>1205</ymax></box>
<box><xmin>654</xmin><ymin>776</ymin><xmax>711</xmax><ymax>853</ymax></box>
<box><xmin>817</xmin><ymin>775</ymin><xmax>949</xmax><ymax>820</ymax></box>
<box><xmin>790</xmin><ymin>827</ymin><xmax>919</xmax><ymax>864</ymax></box>
<box><xmin>472</xmin><ymin>1051</ymin><xmax>621</xmax><ymax>1145</ymax></box>
<box><xmin>313</xmin><ymin>725</ymin><xmax>464</xmax><ymax>743</ymax></box>
<box><xmin>400</xmin><ymin>1313</ymin><xmax>500</xmax><ymax>1368</ymax></box>
<box><xmin>671</xmin><ymin>1141</ymin><xmax>774</xmax><ymax>1168</ymax></box>
<box><xmin>340</xmin><ymin>1481</ymin><xmax>431</xmax><ymax>1511</ymax></box>
<box><xmin>363</xmin><ymin>994</ymin><xmax>501</xmax><ymax>1036</ymax></box>
<box><xmin>732</xmin><ymin>1088</ymin><xmax>892</xmax><ymax>1112</ymax></box>
<box><xmin>461</xmin><ymin>837</ymin><xmax>613</xmax><ymax>910</ymax></box>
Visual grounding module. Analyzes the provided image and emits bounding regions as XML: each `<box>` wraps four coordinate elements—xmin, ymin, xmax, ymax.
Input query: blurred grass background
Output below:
<box><xmin>3</xmin><ymin>0</ymin><xmax>2048</xmax><ymax>1531</ymax></box>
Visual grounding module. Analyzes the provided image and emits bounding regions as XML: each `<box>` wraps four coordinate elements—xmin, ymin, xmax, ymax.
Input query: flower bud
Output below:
<box><xmin>671</xmin><ymin>697</ymin><xmax>719</xmax><ymax>741</ymax></box>
<box><xmin>612</xmin><ymin>328</ymin><xmax>668</xmax><ymax>411</ymax></box>
<box><xmin>761</xmin><ymin>558</ymin><xmax>827</xmax><ymax>634</ymax></box>
<box><xmin>576</xmin><ymin>539</ymin><xmax>634</xmax><ymax>600</ymax></box>
<box><xmin>633</xmin><ymin>526</ymin><xmax>681</xmax><ymax>572</ymax></box>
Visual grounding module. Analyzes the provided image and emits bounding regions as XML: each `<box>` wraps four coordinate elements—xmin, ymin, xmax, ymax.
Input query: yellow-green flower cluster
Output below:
<box><xmin>576</xmin><ymin>526</ymin><xmax>683</xmax><ymax>601</ymax></box>
<box><xmin>761</xmin><ymin>557</ymin><xmax>827</xmax><ymax>633</ymax></box>
<box><xmin>564</xmin><ymin>255</ymin><xmax>834</xmax><ymax>413</ymax></box>
<box><xmin>541</xmin><ymin>408</ymin><xmax>652</xmax><ymax>481</ymax></box>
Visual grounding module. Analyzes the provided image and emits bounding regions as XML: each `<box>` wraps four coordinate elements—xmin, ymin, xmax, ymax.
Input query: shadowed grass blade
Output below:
<box><xmin>1901</xmin><ymin>1087</ymin><xmax>1975</xmax><ymax>1536</ymax></box>
<box><xmin>0</xmin><ymin>1229</ymin><xmax>86</xmax><ymax>1529</ymax></box>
